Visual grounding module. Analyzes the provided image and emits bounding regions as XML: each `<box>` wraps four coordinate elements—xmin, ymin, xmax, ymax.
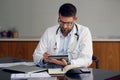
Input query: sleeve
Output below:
<box><xmin>70</xmin><ymin>27</ymin><xmax>93</xmax><ymax>67</ymax></box>
<box><xmin>33</xmin><ymin>29</ymin><xmax>49</xmax><ymax>67</ymax></box>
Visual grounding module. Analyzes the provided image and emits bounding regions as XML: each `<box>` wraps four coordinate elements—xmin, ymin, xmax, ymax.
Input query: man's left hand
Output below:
<box><xmin>48</xmin><ymin>58</ymin><xmax>67</xmax><ymax>66</ymax></box>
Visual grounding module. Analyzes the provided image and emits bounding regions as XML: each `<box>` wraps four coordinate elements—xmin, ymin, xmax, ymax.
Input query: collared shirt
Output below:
<box><xmin>58</xmin><ymin>31</ymin><xmax>71</xmax><ymax>55</ymax></box>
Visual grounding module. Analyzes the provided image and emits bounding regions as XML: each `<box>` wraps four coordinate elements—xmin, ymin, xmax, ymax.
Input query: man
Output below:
<box><xmin>33</xmin><ymin>3</ymin><xmax>93</xmax><ymax>68</ymax></box>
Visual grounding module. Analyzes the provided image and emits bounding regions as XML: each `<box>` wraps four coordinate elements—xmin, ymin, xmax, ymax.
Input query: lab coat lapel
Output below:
<box><xmin>55</xmin><ymin>32</ymin><xmax>60</xmax><ymax>54</ymax></box>
<box><xmin>68</xmin><ymin>26</ymin><xmax>77</xmax><ymax>51</ymax></box>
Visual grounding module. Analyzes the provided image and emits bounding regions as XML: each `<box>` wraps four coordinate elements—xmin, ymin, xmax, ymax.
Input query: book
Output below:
<box><xmin>48</xmin><ymin>65</ymin><xmax>81</xmax><ymax>75</ymax></box>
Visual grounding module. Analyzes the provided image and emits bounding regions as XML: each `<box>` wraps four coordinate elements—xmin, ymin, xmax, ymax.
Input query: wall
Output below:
<box><xmin>0</xmin><ymin>0</ymin><xmax>120</xmax><ymax>38</ymax></box>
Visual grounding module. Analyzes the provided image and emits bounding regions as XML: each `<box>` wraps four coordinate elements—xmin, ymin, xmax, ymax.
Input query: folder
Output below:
<box><xmin>2</xmin><ymin>65</ymin><xmax>47</xmax><ymax>73</ymax></box>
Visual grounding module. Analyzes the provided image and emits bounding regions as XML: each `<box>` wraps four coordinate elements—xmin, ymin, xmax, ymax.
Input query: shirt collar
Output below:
<box><xmin>58</xmin><ymin>25</ymin><xmax>76</xmax><ymax>38</ymax></box>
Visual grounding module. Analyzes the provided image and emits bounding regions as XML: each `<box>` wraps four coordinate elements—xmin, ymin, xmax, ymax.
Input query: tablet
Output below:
<box><xmin>48</xmin><ymin>55</ymin><xmax>68</xmax><ymax>60</ymax></box>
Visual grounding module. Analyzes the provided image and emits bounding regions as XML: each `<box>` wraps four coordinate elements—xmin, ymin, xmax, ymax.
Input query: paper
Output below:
<box><xmin>11</xmin><ymin>72</ymin><xmax>51</xmax><ymax>79</ymax></box>
<box><xmin>0</xmin><ymin>62</ymin><xmax>35</xmax><ymax>68</ymax></box>
<box><xmin>28</xmin><ymin>77</ymin><xmax>57</xmax><ymax>80</ymax></box>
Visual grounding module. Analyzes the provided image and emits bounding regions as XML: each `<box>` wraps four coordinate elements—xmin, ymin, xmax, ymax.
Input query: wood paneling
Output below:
<box><xmin>8</xmin><ymin>41</ymin><xmax>27</xmax><ymax>59</ymax></box>
<box><xmin>0</xmin><ymin>41</ymin><xmax>38</xmax><ymax>60</ymax></box>
<box><xmin>26</xmin><ymin>41</ymin><xmax>38</xmax><ymax>60</ymax></box>
<box><xmin>0</xmin><ymin>41</ymin><xmax>9</xmax><ymax>57</ymax></box>
<box><xmin>92</xmin><ymin>41</ymin><xmax>120</xmax><ymax>71</ymax></box>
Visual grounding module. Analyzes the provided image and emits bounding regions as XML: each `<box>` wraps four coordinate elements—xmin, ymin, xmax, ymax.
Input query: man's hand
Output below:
<box><xmin>43</xmin><ymin>52</ymin><xmax>67</xmax><ymax>66</ymax></box>
<box><xmin>43</xmin><ymin>52</ymin><xmax>52</xmax><ymax>63</ymax></box>
<box><xmin>48</xmin><ymin>58</ymin><xmax>68</xmax><ymax>66</ymax></box>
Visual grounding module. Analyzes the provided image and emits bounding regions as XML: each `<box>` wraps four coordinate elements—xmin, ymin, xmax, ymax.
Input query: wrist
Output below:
<box><xmin>42</xmin><ymin>59</ymin><xmax>46</xmax><ymax>64</ymax></box>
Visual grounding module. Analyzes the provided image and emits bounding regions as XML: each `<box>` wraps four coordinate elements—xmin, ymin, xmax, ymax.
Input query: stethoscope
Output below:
<box><xmin>54</xmin><ymin>24</ymin><xmax>79</xmax><ymax>50</ymax></box>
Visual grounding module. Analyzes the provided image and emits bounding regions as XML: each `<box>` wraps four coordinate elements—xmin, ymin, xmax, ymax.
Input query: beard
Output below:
<box><xmin>61</xmin><ymin>28</ymin><xmax>68</xmax><ymax>33</ymax></box>
<box><xmin>60</xmin><ymin>27</ymin><xmax>72</xmax><ymax>35</ymax></box>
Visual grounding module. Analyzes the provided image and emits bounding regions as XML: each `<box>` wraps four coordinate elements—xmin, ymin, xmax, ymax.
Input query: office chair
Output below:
<box><xmin>92</xmin><ymin>55</ymin><xmax>99</xmax><ymax>69</ymax></box>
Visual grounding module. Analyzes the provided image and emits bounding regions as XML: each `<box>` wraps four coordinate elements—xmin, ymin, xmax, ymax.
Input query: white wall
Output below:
<box><xmin>0</xmin><ymin>0</ymin><xmax>120</xmax><ymax>38</ymax></box>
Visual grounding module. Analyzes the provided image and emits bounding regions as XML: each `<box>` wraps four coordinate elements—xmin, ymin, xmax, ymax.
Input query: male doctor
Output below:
<box><xmin>33</xmin><ymin>3</ymin><xmax>93</xmax><ymax>68</ymax></box>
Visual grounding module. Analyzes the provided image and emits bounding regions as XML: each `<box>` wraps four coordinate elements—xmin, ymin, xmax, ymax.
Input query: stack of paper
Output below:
<box><xmin>11</xmin><ymin>72</ymin><xmax>52</xmax><ymax>80</ymax></box>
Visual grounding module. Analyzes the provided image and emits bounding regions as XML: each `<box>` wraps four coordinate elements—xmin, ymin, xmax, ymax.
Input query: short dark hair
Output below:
<box><xmin>59</xmin><ymin>3</ymin><xmax>77</xmax><ymax>17</ymax></box>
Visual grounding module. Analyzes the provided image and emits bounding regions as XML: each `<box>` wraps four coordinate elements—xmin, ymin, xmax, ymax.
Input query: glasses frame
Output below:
<box><xmin>58</xmin><ymin>19</ymin><xmax>74</xmax><ymax>26</ymax></box>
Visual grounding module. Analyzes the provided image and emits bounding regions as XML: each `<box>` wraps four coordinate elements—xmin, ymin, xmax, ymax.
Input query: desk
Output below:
<box><xmin>0</xmin><ymin>57</ymin><xmax>120</xmax><ymax>80</ymax></box>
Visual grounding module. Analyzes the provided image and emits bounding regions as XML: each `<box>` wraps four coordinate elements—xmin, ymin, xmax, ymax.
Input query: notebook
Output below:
<box><xmin>2</xmin><ymin>65</ymin><xmax>47</xmax><ymax>73</ymax></box>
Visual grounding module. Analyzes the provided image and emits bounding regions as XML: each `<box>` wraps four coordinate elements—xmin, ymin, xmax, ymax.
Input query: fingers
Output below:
<box><xmin>62</xmin><ymin>59</ymin><xmax>67</xmax><ymax>66</ymax></box>
<box><xmin>43</xmin><ymin>52</ymin><xmax>68</xmax><ymax>66</ymax></box>
<box><xmin>43</xmin><ymin>52</ymin><xmax>51</xmax><ymax>63</ymax></box>
<box><xmin>54</xmin><ymin>59</ymin><xmax>67</xmax><ymax>66</ymax></box>
<box><xmin>48</xmin><ymin>58</ymin><xmax>57</xmax><ymax>63</ymax></box>
<box><xmin>48</xmin><ymin>58</ymin><xmax>67</xmax><ymax>66</ymax></box>
<box><xmin>43</xmin><ymin>52</ymin><xmax>51</xmax><ymax>58</ymax></box>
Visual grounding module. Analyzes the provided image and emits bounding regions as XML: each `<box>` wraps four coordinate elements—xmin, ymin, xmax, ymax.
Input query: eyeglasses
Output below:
<box><xmin>58</xmin><ymin>19</ymin><xmax>74</xmax><ymax>26</ymax></box>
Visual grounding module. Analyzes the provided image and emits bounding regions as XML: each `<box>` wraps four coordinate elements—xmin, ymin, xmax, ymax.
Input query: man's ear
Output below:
<box><xmin>74</xmin><ymin>17</ymin><xmax>78</xmax><ymax>22</ymax></box>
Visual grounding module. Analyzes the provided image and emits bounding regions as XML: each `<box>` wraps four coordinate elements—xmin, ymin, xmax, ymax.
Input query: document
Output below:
<box><xmin>11</xmin><ymin>72</ymin><xmax>51</xmax><ymax>80</ymax></box>
<box><xmin>28</xmin><ymin>77</ymin><xmax>57</xmax><ymax>80</ymax></box>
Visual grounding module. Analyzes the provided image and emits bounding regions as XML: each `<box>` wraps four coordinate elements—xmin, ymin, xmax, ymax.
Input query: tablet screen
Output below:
<box><xmin>48</xmin><ymin>55</ymin><xmax>68</xmax><ymax>60</ymax></box>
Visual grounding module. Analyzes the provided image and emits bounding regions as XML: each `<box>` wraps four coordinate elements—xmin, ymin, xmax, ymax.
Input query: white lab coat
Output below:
<box><xmin>33</xmin><ymin>23</ymin><xmax>93</xmax><ymax>67</ymax></box>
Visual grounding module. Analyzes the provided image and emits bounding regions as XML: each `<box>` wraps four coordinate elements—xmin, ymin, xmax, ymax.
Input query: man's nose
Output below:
<box><xmin>62</xmin><ymin>24</ymin><xmax>68</xmax><ymax>28</ymax></box>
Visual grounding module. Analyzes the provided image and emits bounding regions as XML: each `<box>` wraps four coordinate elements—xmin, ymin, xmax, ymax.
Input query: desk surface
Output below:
<box><xmin>0</xmin><ymin>57</ymin><xmax>120</xmax><ymax>80</ymax></box>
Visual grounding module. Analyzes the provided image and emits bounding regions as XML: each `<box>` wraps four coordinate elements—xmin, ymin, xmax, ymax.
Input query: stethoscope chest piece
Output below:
<box><xmin>54</xmin><ymin>42</ymin><xmax>57</xmax><ymax>50</ymax></box>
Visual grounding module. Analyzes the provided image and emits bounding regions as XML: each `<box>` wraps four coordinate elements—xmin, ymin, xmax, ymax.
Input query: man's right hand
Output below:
<box><xmin>43</xmin><ymin>52</ymin><xmax>52</xmax><ymax>63</ymax></box>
